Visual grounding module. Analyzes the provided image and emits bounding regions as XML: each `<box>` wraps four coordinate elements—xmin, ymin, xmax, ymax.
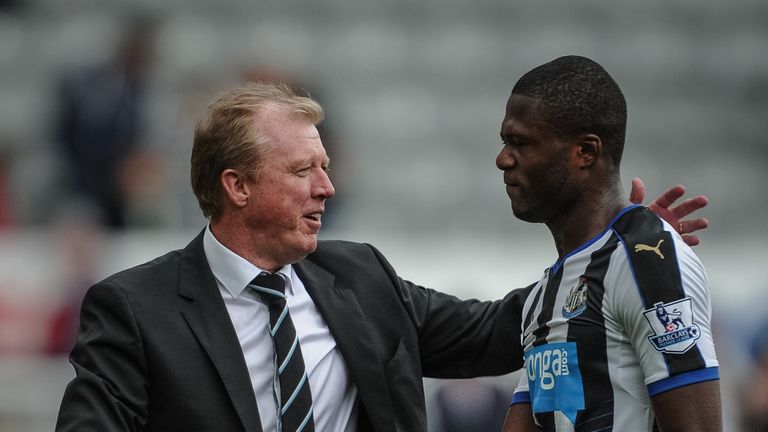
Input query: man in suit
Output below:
<box><xmin>56</xmin><ymin>81</ymin><xmax>708</xmax><ymax>431</ymax></box>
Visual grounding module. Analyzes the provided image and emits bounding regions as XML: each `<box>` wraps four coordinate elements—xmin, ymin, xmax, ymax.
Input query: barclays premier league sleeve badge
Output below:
<box><xmin>642</xmin><ymin>298</ymin><xmax>701</xmax><ymax>354</ymax></box>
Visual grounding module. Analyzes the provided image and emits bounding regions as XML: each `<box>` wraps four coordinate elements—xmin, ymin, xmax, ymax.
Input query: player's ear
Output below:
<box><xmin>576</xmin><ymin>133</ymin><xmax>601</xmax><ymax>168</ymax></box>
<box><xmin>220</xmin><ymin>168</ymin><xmax>251</xmax><ymax>208</ymax></box>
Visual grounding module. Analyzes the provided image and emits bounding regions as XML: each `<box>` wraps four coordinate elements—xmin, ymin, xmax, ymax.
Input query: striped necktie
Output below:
<box><xmin>250</xmin><ymin>272</ymin><xmax>315</xmax><ymax>432</ymax></box>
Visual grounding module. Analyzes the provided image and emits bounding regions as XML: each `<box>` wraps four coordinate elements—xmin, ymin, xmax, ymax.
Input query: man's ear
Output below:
<box><xmin>220</xmin><ymin>168</ymin><xmax>250</xmax><ymax>209</ymax></box>
<box><xmin>576</xmin><ymin>133</ymin><xmax>601</xmax><ymax>168</ymax></box>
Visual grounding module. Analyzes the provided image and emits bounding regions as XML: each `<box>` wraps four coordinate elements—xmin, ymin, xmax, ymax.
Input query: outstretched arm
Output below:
<box><xmin>629</xmin><ymin>177</ymin><xmax>709</xmax><ymax>246</ymax></box>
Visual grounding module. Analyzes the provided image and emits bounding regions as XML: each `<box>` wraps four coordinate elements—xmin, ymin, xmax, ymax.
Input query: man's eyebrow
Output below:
<box><xmin>501</xmin><ymin>131</ymin><xmax>525</xmax><ymax>141</ymax></box>
<box><xmin>288</xmin><ymin>157</ymin><xmax>312</xmax><ymax>169</ymax></box>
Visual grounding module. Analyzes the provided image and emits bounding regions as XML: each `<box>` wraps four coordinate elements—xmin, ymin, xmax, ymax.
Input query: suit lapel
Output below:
<box><xmin>177</xmin><ymin>231</ymin><xmax>263</xmax><ymax>432</ymax></box>
<box><xmin>295</xmin><ymin>259</ymin><xmax>396</xmax><ymax>432</ymax></box>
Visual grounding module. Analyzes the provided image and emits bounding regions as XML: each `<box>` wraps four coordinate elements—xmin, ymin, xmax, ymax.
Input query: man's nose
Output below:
<box><xmin>314</xmin><ymin>170</ymin><xmax>335</xmax><ymax>199</ymax></box>
<box><xmin>496</xmin><ymin>147</ymin><xmax>516</xmax><ymax>170</ymax></box>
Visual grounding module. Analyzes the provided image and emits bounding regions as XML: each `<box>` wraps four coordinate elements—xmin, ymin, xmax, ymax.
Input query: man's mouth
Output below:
<box><xmin>503</xmin><ymin>173</ymin><xmax>519</xmax><ymax>188</ymax></box>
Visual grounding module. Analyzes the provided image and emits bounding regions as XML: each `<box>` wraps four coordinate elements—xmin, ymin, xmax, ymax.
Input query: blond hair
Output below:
<box><xmin>191</xmin><ymin>81</ymin><xmax>324</xmax><ymax>220</ymax></box>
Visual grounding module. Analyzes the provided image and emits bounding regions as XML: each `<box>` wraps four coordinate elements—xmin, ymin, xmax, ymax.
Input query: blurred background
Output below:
<box><xmin>0</xmin><ymin>0</ymin><xmax>766</xmax><ymax>430</ymax></box>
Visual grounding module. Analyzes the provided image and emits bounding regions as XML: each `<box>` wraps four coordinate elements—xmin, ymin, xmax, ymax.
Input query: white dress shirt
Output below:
<box><xmin>203</xmin><ymin>226</ymin><xmax>358</xmax><ymax>431</ymax></box>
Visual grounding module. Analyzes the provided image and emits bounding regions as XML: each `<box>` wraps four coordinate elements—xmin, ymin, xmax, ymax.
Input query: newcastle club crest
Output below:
<box><xmin>642</xmin><ymin>298</ymin><xmax>701</xmax><ymax>354</ymax></box>
<box><xmin>562</xmin><ymin>276</ymin><xmax>588</xmax><ymax>319</ymax></box>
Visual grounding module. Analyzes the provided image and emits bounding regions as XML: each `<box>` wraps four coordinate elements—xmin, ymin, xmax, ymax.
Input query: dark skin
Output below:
<box><xmin>497</xmin><ymin>95</ymin><xmax>710</xmax><ymax>249</ymax></box>
<box><xmin>497</xmin><ymin>94</ymin><xmax>628</xmax><ymax>256</ymax></box>
<box><xmin>497</xmin><ymin>94</ymin><xmax>722</xmax><ymax>431</ymax></box>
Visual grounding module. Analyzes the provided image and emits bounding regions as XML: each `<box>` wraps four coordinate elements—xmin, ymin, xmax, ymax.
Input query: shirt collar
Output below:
<box><xmin>203</xmin><ymin>225</ymin><xmax>294</xmax><ymax>298</ymax></box>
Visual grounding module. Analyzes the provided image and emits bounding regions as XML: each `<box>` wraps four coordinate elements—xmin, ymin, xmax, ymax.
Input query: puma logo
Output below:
<box><xmin>634</xmin><ymin>239</ymin><xmax>665</xmax><ymax>259</ymax></box>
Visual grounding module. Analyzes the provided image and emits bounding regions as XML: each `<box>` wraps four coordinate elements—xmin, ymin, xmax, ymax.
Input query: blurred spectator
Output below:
<box><xmin>116</xmin><ymin>146</ymin><xmax>171</xmax><ymax>227</ymax></box>
<box><xmin>45</xmin><ymin>204</ymin><xmax>105</xmax><ymax>355</ymax></box>
<box><xmin>54</xmin><ymin>16</ymin><xmax>158</xmax><ymax>229</ymax></box>
<box><xmin>434</xmin><ymin>379</ymin><xmax>510</xmax><ymax>432</ymax></box>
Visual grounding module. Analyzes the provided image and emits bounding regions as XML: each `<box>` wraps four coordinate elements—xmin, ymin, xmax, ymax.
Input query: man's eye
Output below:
<box><xmin>502</xmin><ymin>138</ymin><xmax>518</xmax><ymax>147</ymax></box>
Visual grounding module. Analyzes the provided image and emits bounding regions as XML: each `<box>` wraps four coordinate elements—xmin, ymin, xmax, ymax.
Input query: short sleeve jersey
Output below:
<box><xmin>511</xmin><ymin>205</ymin><xmax>719</xmax><ymax>431</ymax></box>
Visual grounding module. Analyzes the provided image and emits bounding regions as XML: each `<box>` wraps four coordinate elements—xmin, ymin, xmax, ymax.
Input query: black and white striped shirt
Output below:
<box><xmin>511</xmin><ymin>205</ymin><xmax>719</xmax><ymax>431</ymax></box>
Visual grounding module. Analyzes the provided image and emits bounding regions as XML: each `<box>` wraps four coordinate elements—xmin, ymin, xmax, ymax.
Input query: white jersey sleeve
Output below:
<box><xmin>609</xmin><ymin>220</ymin><xmax>719</xmax><ymax>397</ymax></box>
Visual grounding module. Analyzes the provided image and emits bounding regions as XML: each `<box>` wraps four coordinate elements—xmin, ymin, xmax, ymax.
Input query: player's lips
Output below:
<box><xmin>302</xmin><ymin>211</ymin><xmax>324</xmax><ymax>228</ymax></box>
<box><xmin>503</xmin><ymin>175</ymin><xmax>521</xmax><ymax>198</ymax></box>
<box><xmin>503</xmin><ymin>179</ymin><xmax>520</xmax><ymax>188</ymax></box>
<box><xmin>505</xmin><ymin>184</ymin><xmax>520</xmax><ymax>199</ymax></box>
<box><xmin>502</xmin><ymin>172</ymin><xmax>519</xmax><ymax>187</ymax></box>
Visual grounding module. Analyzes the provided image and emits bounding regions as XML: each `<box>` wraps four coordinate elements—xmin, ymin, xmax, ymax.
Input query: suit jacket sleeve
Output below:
<box><xmin>56</xmin><ymin>281</ymin><xmax>150</xmax><ymax>431</ymax></box>
<box><xmin>366</xmin><ymin>243</ymin><xmax>531</xmax><ymax>378</ymax></box>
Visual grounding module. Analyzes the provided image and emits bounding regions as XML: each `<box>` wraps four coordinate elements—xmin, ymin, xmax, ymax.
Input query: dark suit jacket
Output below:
<box><xmin>56</xmin><ymin>231</ymin><xmax>527</xmax><ymax>432</ymax></box>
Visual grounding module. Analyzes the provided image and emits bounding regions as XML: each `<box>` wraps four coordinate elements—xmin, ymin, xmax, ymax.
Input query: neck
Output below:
<box><xmin>546</xmin><ymin>179</ymin><xmax>629</xmax><ymax>258</ymax></box>
<box><xmin>209</xmin><ymin>218</ymin><xmax>282</xmax><ymax>272</ymax></box>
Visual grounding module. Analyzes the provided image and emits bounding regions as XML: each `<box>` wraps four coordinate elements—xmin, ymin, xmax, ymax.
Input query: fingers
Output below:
<box><xmin>632</xmin><ymin>181</ymin><xmax>709</xmax><ymax>248</ymax></box>
<box><xmin>679</xmin><ymin>218</ymin><xmax>710</xmax><ymax>235</ymax></box>
<box><xmin>670</xmin><ymin>196</ymin><xmax>709</xmax><ymax>219</ymax></box>
<box><xmin>681</xmin><ymin>235</ymin><xmax>701</xmax><ymax>247</ymax></box>
<box><xmin>629</xmin><ymin>177</ymin><xmax>645</xmax><ymax>204</ymax></box>
<box><xmin>651</xmin><ymin>184</ymin><xmax>686</xmax><ymax>209</ymax></box>
<box><xmin>678</xmin><ymin>218</ymin><xmax>709</xmax><ymax>247</ymax></box>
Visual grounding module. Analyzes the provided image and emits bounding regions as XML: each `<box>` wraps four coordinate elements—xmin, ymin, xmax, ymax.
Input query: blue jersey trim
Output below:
<box><xmin>510</xmin><ymin>391</ymin><xmax>531</xmax><ymax>405</ymax></box>
<box><xmin>647</xmin><ymin>366</ymin><xmax>720</xmax><ymax>396</ymax></box>
<box><xmin>551</xmin><ymin>204</ymin><xmax>641</xmax><ymax>274</ymax></box>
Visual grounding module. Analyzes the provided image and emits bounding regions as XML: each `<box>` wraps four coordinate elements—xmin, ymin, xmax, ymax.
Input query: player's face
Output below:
<box><xmin>496</xmin><ymin>94</ymin><xmax>578</xmax><ymax>223</ymax></box>
<box><xmin>243</xmin><ymin>109</ymin><xmax>335</xmax><ymax>265</ymax></box>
